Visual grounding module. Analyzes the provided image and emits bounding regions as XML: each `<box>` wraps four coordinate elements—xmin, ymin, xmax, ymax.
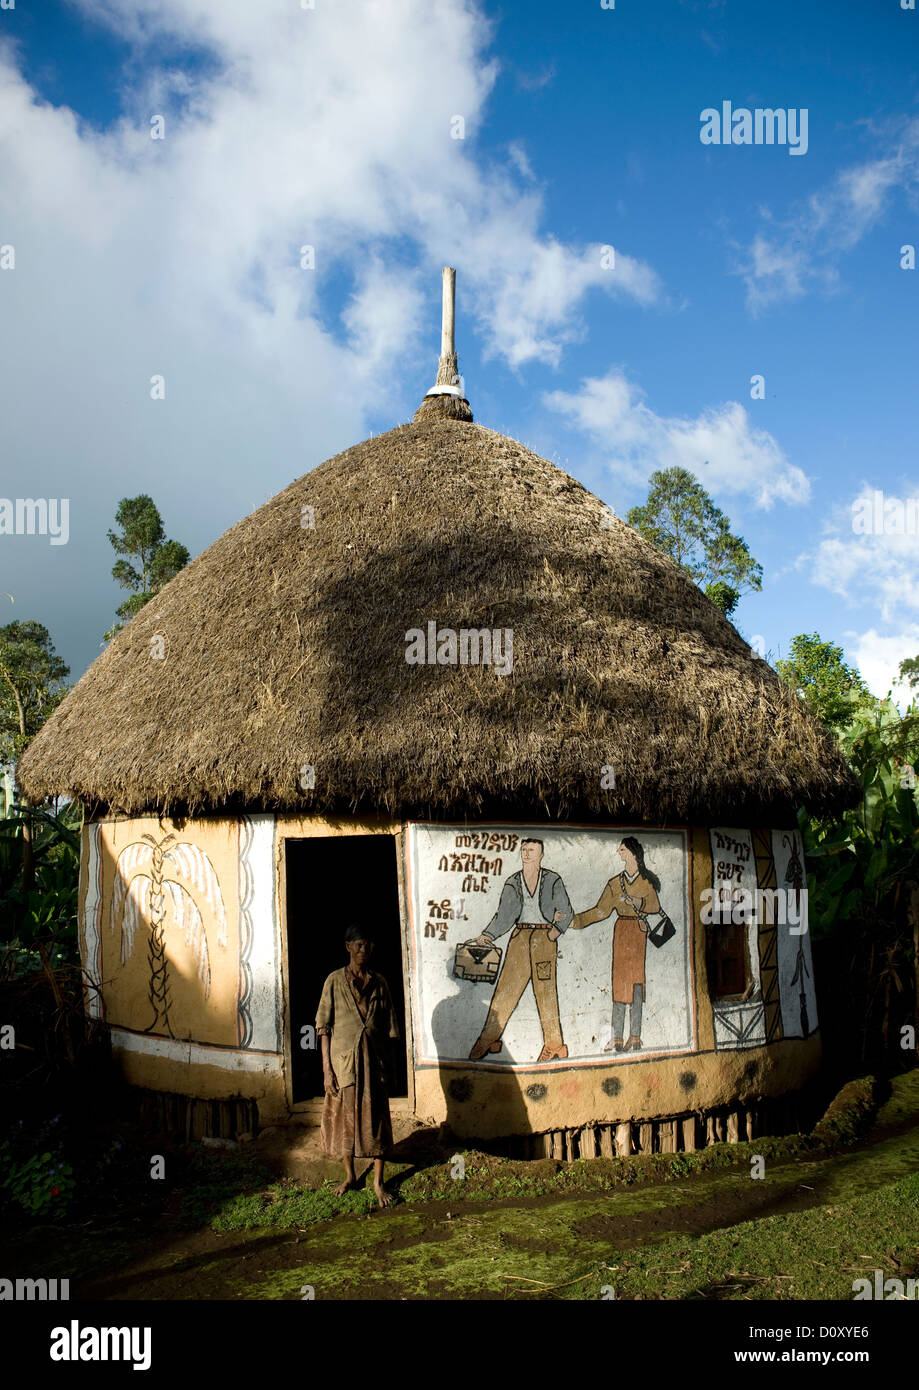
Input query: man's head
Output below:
<box><xmin>344</xmin><ymin>922</ymin><xmax>374</xmax><ymax>970</ymax></box>
<box><xmin>520</xmin><ymin>838</ymin><xmax>544</xmax><ymax>868</ymax></box>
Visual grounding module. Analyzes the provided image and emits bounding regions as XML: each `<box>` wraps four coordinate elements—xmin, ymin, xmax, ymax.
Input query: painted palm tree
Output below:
<box><xmin>110</xmin><ymin>831</ymin><xmax>227</xmax><ymax>1037</ymax></box>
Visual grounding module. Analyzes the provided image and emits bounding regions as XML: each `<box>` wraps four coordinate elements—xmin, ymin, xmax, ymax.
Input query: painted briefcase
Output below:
<box><xmin>453</xmin><ymin>938</ymin><xmax>503</xmax><ymax>983</ymax></box>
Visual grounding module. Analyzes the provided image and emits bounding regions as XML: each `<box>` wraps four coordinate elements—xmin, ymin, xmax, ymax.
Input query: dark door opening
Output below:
<box><xmin>285</xmin><ymin>835</ymin><xmax>408</xmax><ymax>1103</ymax></box>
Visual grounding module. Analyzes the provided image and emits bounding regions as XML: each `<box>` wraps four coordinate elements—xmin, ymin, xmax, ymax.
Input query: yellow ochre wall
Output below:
<box><xmin>411</xmin><ymin>1035</ymin><xmax>822</xmax><ymax>1140</ymax></box>
<box><xmin>78</xmin><ymin>813</ymin><xmax>819</xmax><ymax>1135</ymax></box>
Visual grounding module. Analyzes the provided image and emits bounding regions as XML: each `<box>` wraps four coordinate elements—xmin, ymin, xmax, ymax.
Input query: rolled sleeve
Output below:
<box><xmin>378</xmin><ymin>978</ymin><xmax>400</xmax><ymax>1040</ymax></box>
<box><xmin>315</xmin><ymin>973</ymin><xmax>334</xmax><ymax>1033</ymax></box>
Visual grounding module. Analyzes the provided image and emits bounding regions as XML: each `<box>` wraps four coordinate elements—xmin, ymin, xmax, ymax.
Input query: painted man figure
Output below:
<box><xmin>315</xmin><ymin>924</ymin><xmax>400</xmax><ymax>1208</ymax></box>
<box><xmin>468</xmin><ymin>838</ymin><xmax>573</xmax><ymax>1063</ymax></box>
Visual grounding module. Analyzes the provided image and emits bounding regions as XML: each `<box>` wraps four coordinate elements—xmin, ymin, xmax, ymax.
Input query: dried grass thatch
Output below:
<box><xmin>414</xmin><ymin>393</ymin><xmax>473</xmax><ymax>423</ymax></box>
<box><xmin>19</xmin><ymin>418</ymin><xmax>859</xmax><ymax>823</ymax></box>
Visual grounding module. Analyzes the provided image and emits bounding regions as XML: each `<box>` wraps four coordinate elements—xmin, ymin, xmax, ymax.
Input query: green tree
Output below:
<box><xmin>0</xmin><ymin>619</ymin><xmax>70</xmax><ymax>899</ymax></box>
<box><xmin>625</xmin><ymin>467</ymin><xmax>763</xmax><ymax>617</ymax></box>
<box><xmin>0</xmin><ymin>621</ymin><xmax>70</xmax><ymax>781</ymax></box>
<box><xmin>800</xmin><ymin>694</ymin><xmax>919</xmax><ymax>1063</ymax></box>
<box><xmin>104</xmin><ymin>495</ymin><xmax>190</xmax><ymax>641</ymax></box>
<box><xmin>776</xmin><ymin>633</ymin><xmax>872</xmax><ymax>734</ymax></box>
<box><xmin>898</xmin><ymin>655</ymin><xmax>919</xmax><ymax>691</ymax></box>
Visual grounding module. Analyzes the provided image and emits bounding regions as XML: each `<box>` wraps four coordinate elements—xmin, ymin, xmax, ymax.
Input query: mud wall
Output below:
<box><xmin>403</xmin><ymin>820</ymin><xmax>819</xmax><ymax>1136</ymax></box>
<box><xmin>78</xmin><ymin>812</ymin><xmax>819</xmax><ymax>1137</ymax></box>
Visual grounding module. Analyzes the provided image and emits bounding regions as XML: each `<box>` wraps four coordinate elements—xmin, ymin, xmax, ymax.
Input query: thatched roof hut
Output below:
<box><xmin>19</xmin><ymin>430</ymin><xmax>855</xmax><ymax>825</ymax></box>
<box><xmin>18</xmin><ymin>271</ymin><xmax>857</xmax><ymax>1154</ymax></box>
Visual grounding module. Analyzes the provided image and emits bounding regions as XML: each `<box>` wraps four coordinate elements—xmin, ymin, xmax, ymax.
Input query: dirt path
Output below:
<box><xmin>77</xmin><ymin>1104</ymin><xmax>919</xmax><ymax>1300</ymax></box>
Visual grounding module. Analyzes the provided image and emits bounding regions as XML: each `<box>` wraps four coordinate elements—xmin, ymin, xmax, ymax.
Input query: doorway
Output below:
<box><xmin>284</xmin><ymin>834</ymin><xmax>409</xmax><ymax>1103</ymax></box>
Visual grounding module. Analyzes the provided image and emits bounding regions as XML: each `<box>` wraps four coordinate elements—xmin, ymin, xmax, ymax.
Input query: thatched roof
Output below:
<box><xmin>19</xmin><ymin>416</ymin><xmax>859</xmax><ymax>823</ymax></box>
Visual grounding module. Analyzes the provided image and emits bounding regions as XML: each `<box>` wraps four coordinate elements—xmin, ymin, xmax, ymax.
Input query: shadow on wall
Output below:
<box><xmin>430</xmin><ymin>953</ymin><xmax>534</xmax><ymax>1145</ymax></box>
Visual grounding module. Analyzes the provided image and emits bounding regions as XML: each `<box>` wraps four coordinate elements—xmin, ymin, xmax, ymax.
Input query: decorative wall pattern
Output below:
<box><xmin>708</xmin><ymin>825</ymin><xmax>816</xmax><ymax>1050</ymax></box>
<box><xmin>773</xmin><ymin>828</ymin><xmax>817</xmax><ymax>1039</ymax></box>
<box><xmin>709</xmin><ymin>827</ymin><xmax>766</xmax><ymax>1051</ymax></box>
<box><xmin>81</xmin><ymin>822</ymin><xmax>104</xmax><ymax>1021</ymax></box>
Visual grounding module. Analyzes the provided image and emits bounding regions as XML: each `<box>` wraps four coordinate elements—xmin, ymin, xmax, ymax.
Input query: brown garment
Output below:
<box><xmin>315</xmin><ymin>964</ymin><xmax>399</xmax><ymax>1089</ymax></box>
<box><xmin>474</xmin><ymin>925</ymin><xmax>563</xmax><ymax>1052</ymax></box>
<box><xmin>571</xmin><ymin>871</ymin><xmax>662</xmax><ymax>1004</ymax></box>
<box><xmin>611</xmin><ymin>917</ymin><xmax>646</xmax><ymax>1003</ymax></box>
<box><xmin>317</xmin><ymin>967</ymin><xmax>396</xmax><ymax>1159</ymax></box>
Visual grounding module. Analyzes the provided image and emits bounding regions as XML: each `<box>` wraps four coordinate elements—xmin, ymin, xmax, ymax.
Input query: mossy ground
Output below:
<box><xmin>4</xmin><ymin>1072</ymin><xmax>918</xmax><ymax>1300</ymax></box>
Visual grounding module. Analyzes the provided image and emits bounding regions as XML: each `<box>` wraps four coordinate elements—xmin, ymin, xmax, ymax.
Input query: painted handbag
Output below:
<box><xmin>644</xmin><ymin>913</ymin><xmax>676</xmax><ymax>949</ymax></box>
<box><xmin>454</xmin><ymin>939</ymin><xmax>503</xmax><ymax>983</ymax></box>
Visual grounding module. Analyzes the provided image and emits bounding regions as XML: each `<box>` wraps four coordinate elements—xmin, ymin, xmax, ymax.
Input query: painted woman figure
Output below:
<box><xmin>571</xmin><ymin>836</ymin><xmax>664</xmax><ymax>1053</ymax></box>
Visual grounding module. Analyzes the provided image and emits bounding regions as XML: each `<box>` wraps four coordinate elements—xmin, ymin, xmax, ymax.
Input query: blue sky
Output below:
<box><xmin>2</xmin><ymin>0</ymin><xmax>918</xmax><ymax>696</ymax></box>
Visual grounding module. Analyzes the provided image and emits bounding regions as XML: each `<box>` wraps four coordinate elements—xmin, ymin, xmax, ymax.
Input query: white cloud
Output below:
<box><xmin>0</xmin><ymin>0</ymin><xmax>668</xmax><ymax>466</ymax></box>
<box><xmin>506</xmin><ymin>140</ymin><xmax>535</xmax><ymax>182</ymax></box>
<box><xmin>845</xmin><ymin>626</ymin><xmax>919</xmax><ymax>704</ymax></box>
<box><xmin>737</xmin><ymin>118</ymin><xmax>919</xmax><ymax>313</ymax></box>
<box><xmin>8</xmin><ymin>0</ymin><xmax>663</xmax><ymax>377</ymax></box>
<box><xmin>544</xmin><ymin>370</ymin><xmax>809</xmax><ymax>508</ymax></box>
<box><xmin>0</xmin><ymin>0</ymin><xmax>665</xmax><ymax>675</ymax></box>
<box><xmin>810</xmin><ymin>483</ymin><xmax>919</xmax><ymax>622</ymax></box>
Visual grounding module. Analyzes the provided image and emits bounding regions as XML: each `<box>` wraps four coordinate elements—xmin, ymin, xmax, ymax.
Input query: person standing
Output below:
<box><xmin>468</xmin><ymin>838</ymin><xmax>573</xmax><ymax>1063</ymax></box>
<box><xmin>570</xmin><ymin>837</ymin><xmax>663</xmax><ymax>1053</ymax></box>
<box><xmin>315</xmin><ymin>924</ymin><xmax>400</xmax><ymax>1208</ymax></box>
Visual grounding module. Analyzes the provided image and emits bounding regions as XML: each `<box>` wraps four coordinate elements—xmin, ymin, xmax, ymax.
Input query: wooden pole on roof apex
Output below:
<box><xmin>441</xmin><ymin>266</ymin><xmax>456</xmax><ymax>358</ymax></box>
<box><xmin>435</xmin><ymin>266</ymin><xmax>460</xmax><ymax>387</ymax></box>
<box><xmin>415</xmin><ymin>264</ymin><xmax>472</xmax><ymax>418</ymax></box>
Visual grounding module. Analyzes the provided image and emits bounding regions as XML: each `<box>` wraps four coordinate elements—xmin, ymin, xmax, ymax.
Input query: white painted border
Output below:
<box><xmin>238</xmin><ymin>814</ymin><xmax>281</xmax><ymax>1052</ymax></box>
<box><xmin>424</xmin><ymin>384</ymin><xmax>465</xmax><ymax>398</ymax></box>
<box><xmin>110</xmin><ymin>1026</ymin><xmax>282</xmax><ymax>1075</ymax></box>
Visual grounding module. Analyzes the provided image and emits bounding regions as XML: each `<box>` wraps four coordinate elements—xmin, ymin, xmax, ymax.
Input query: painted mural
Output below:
<box><xmin>709</xmin><ymin>827</ymin><xmax>766</xmax><ymax>1051</ymax></box>
<box><xmin>405</xmin><ymin>824</ymin><xmax>694</xmax><ymax>1068</ymax></box>
<box><xmin>80</xmin><ymin>815</ymin><xmax>281</xmax><ymax>1055</ymax></box>
<box><xmin>708</xmin><ymin>825</ymin><xmax>817</xmax><ymax>1050</ymax></box>
<box><xmin>110</xmin><ymin>831</ymin><xmax>228</xmax><ymax>1037</ymax></box>
<box><xmin>773</xmin><ymin>828</ymin><xmax>817</xmax><ymax>1039</ymax></box>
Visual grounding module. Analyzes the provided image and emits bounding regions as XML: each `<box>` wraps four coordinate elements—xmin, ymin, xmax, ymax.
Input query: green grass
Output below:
<box><xmin>4</xmin><ymin>1070</ymin><xmax>917</xmax><ymax>1300</ymax></box>
<box><xmin>221</xmin><ymin>1130</ymin><xmax>919</xmax><ymax>1300</ymax></box>
<box><xmin>205</xmin><ymin>1181</ymin><xmax>380</xmax><ymax>1230</ymax></box>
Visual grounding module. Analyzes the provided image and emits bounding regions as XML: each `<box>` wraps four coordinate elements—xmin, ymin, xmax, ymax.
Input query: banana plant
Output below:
<box><xmin>799</xmin><ymin>696</ymin><xmax>919</xmax><ymax>1061</ymax></box>
<box><xmin>0</xmin><ymin>800</ymin><xmax>81</xmax><ymax>977</ymax></box>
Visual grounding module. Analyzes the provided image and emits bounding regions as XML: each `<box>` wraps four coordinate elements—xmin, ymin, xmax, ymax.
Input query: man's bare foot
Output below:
<box><xmin>374</xmin><ymin>1184</ymin><xmax>394</xmax><ymax>1209</ymax></box>
<box><xmin>334</xmin><ymin>1178</ymin><xmax>358</xmax><ymax>1196</ymax></box>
